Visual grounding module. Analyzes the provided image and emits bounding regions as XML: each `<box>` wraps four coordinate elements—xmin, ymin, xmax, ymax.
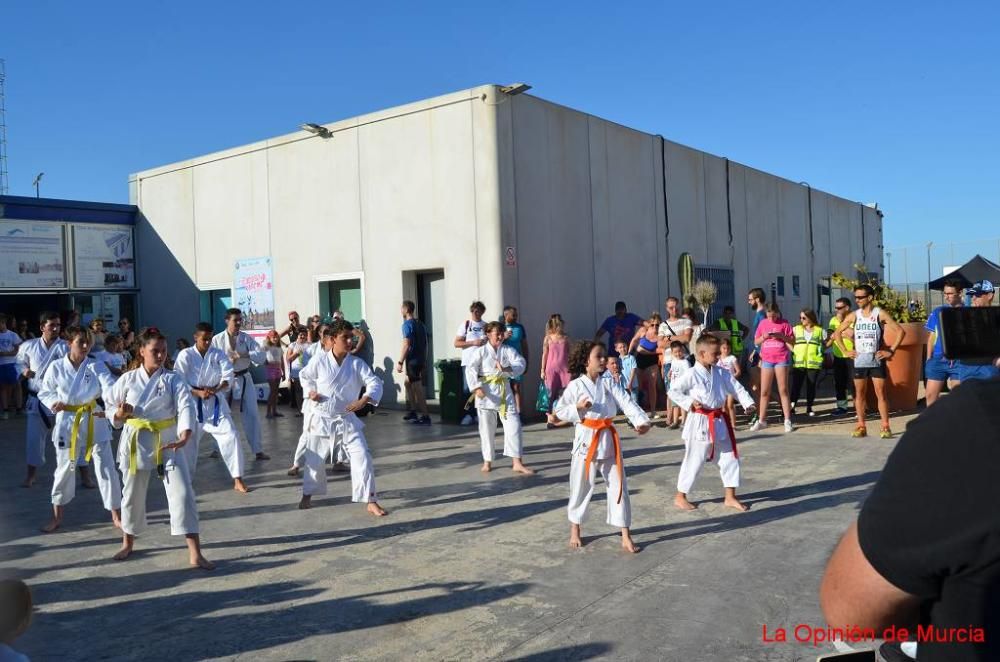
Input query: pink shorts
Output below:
<box><xmin>265</xmin><ymin>364</ymin><xmax>283</xmax><ymax>381</ymax></box>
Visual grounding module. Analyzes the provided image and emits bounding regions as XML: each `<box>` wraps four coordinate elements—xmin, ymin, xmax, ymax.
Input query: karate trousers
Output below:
<box><xmin>302</xmin><ymin>432</ymin><xmax>375</xmax><ymax>502</ymax></box>
<box><xmin>230</xmin><ymin>374</ymin><xmax>263</xmax><ymax>454</ymax></box>
<box><xmin>292</xmin><ymin>429</ymin><xmax>348</xmax><ymax>468</ymax></box>
<box><xmin>677</xmin><ymin>429</ymin><xmax>740</xmax><ymax>494</ymax></box>
<box><xmin>120</xmin><ymin>450</ymin><xmax>199</xmax><ymax>536</ymax></box>
<box><xmin>185</xmin><ymin>414</ymin><xmax>245</xmax><ymax>479</ymax></box>
<box><xmin>567</xmin><ymin>453</ymin><xmax>631</xmax><ymax>528</ymax></box>
<box><xmin>477</xmin><ymin>408</ymin><xmax>523</xmax><ymax>462</ymax></box>
<box><xmin>51</xmin><ymin>438</ymin><xmax>121</xmax><ymax>510</ymax></box>
<box><xmin>27</xmin><ymin>396</ymin><xmax>75</xmax><ymax>468</ymax></box>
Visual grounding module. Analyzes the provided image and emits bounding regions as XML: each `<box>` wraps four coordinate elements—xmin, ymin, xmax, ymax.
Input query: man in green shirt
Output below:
<box><xmin>826</xmin><ymin>297</ymin><xmax>854</xmax><ymax>415</ymax></box>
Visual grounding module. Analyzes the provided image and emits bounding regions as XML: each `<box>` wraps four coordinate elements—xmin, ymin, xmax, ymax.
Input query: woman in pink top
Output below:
<box><xmin>750</xmin><ymin>303</ymin><xmax>795</xmax><ymax>433</ymax></box>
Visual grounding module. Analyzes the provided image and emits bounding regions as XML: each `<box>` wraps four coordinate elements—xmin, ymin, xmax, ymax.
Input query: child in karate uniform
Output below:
<box><xmin>669</xmin><ymin>334</ymin><xmax>756</xmax><ymax>512</ymax></box>
<box><xmin>37</xmin><ymin>326</ymin><xmax>121</xmax><ymax>533</ymax></box>
<box><xmin>105</xmin><ymin>327</ymin><xmax>213</xmax><ymax>569</ymax></box>
<box><xmin>297</xmin><ymin>321</ymin><xmax>386</xmax><ymax>516</ymax></box>
<box><xmin>464</xmin><ymin>321</ymin><xmax>534</xmax><ymax>475</ymax></box>
<box><xmin>555</xmin><ymin>340</ymin><xmax>651</xmax><ymax>553</ymax></box>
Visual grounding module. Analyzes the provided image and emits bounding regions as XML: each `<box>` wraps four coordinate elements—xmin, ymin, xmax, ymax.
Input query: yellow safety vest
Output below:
<box><xmin>717</xmin><ymin>318</ymin><xmax>744</xmax><ymax>354</ymax></box>
<box><xmin>793</xmin><ymin>325</ymin><xmax>824</xmax><ymax>369</ymax></box>
<box><xmin>827</xmin><ymin>317</ymin><xmax>854</xmax><ymax>358</ymax></box>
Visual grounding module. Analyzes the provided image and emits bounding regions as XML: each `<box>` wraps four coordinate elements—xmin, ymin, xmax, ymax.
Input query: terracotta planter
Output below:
<box><xmin>865</xmin><ymin>322</ymin><xmax>926</xmax><ymax>412</ymax></box>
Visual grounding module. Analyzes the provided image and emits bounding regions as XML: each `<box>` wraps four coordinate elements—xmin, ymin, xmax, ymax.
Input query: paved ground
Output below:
<box><xmin>0</xmin><ymin>394</ymin><xmax>918</xmax><ymax>661</ymax></box>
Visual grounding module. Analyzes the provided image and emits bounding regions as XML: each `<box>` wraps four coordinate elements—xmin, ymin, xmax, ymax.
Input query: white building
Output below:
<box><xmin>131</xmin><ymin>84</ymin><xmax>883</xmax><ymax>405</ymax></box>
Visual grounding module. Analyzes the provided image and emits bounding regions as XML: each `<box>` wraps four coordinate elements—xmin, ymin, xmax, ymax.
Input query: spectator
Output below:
<box><xmin>615</xmin><ymin>339</ymin><xmax>638</xmax><ymax>403</ymax></box>
<box><xmin>97</xmin><ymin>333</ymin><xmax>127</xmax><ymax>378</ymax></box>
<box><xmin>826</xmin><ymin>297</ymin><xmax>855</xmax><ymax>415</ymax></box>
<box><xmin>602</xmin><ymin>354</ymin><xmax>628</xmax><ymax>396</ymax></box>
<box><xmin>960</xmin><ymin>280</ymin><xmax>1000</xmax><ymax>383</ymax></box>
<box><xmin>172</xmin><ymin>338</ymin><xmax>190</xmax><ymax>365</ymax></box>
<box><xmin>540</xmin><ymin>313</ymin><xmax>572</xmax><ymax>427</ymax></box>
<box><xmin>595</xmin><ymin>301</ymin><xmax>643</xmax><ymax>358</ymax></box>
<box><xmin>88</xmin><ymin>318</ymin><xmax>107</xmax><ymax>353</ymax></box>
<box><xmin>717</xmin><ymin>337</ymin><xmax>741</xmax><ymax>424</ymax></box>
<box><xmin>658</xmin><ymin>297</ymin><xmax>693</xmax><ymax>350</ymax></box>
<box><xmin>279</xmin><ymin>311</ymin><xmax>303</xmax><ymax>344</ymax></box>
<box><xmin>397</xmin><ymin>300</ymin><xmax>431</xmax><ymax>425</ymax></box>
<box><xmin>0</xmin><ymin>314</ymin><xmax>23</xmax><ymax>420</ymax></box>
<box><xmin>629</xmin><ymin>314</ymin><xmax>664</xmax><ymax>420</ymax></box>
<box><xmin>0</xmin><ymin>578</ymin><xmax>32</xmax><ymax>662</ymax></box>
<box><xmin>262</xmin><ymin>330</ymin><xmax>285</xmax><ymax>419</ymax></box>
<box><xmin>746</xmin><ymin>288</ymin><xmax>768</xmax><ymax>416</ymax></box>
<box><xmin>502</xmin><ymin>305</ymin><xmax>529</xmax><ymax>414</ymax></box>
<box><xmin>665</xmin><ymin>340</ymin><xmax>690</xmax><ymax>428</ymax></box>
<box><xmin>790</xmin><ymin>308</ymin><xmax>824</xmax><ymax>417</ymax></box>
<box><xmin>681</xmin><ymin>307</ymin><xmax>703</xmax><ymax>357</ymax></box>
<box><xmin>454</xmin><ymin>301</ymin><xmax>488</xmax><ymax>426</ymax></box>
<box><xmin>924</xmin><ymin>280</ymin><xmax>964</xmax><ymax>407</ymax></box>
<box><xmin>712</xmin><ymin>305</ymin><xmax>748</xmax><ymax>361</ymax></box>
<box><xmin>117</xmin><ymin>317</ymin><xmax>136</xmax><ymax>352</ymax></box>
<box><xmin>285</xmin><ymin>326</ymin><xmax>311</xmax><ymax>415</ymax></box>
<box><xmin>750</xmin><ymin>303</ymin><xmax>795</xmax><ymax>433</ymax></box>
<box><xmin>16</xmin><ymin>318</ymin><xmax>35</xmax><ymax>341</ymax></box>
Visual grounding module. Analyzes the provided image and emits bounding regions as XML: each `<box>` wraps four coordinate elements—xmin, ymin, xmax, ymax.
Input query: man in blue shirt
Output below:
<box><xmin>396</xmin><ymin>300</ymin><xmax>430</xmax><ymax>424</ymax></box>
<box><xmin>595</xmin><ymin>301</ymin><xmax>643</xmax><ymax>358</ymax></box>
<box><xmin>924</xmin><ymin>279</ymin><xmax>965</xmax><ymax>407</ymax></box>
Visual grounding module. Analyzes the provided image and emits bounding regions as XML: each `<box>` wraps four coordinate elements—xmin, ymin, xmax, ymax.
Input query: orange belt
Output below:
<box><xmin>581</xmin><ymin>417</ymin><xmax>625</xmax><ymax>504</ymax></box>
<box><xmin>693</xmin><ymin>406</ymin><xmax>739</xmax><ymax>461</ymax></box>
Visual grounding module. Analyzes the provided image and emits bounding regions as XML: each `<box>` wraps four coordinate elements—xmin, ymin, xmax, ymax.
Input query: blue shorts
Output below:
<box><xmin>958</xmin><ymin>363</ymin><xmax>1000</xmax><ymax>382</ymax></box>
<box><xmin>760</xmin><ymin>360</ymin><xmax>790</xmax><ymax>369</ymax></box>
<box><xmin>925</xmin><ymin>355</ymin><xmax>962</xmax><ymax>382</ymax></box>
<box><xmin>0</xmin><ymin>364</ymin><xmax>17</xmax><ymax>385</ymax></box>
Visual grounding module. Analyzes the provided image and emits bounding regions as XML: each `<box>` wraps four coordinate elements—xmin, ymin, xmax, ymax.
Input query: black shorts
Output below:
<box><xmin>635</xmin><ymin>353</ymin><xmax>659</xmax><ymax>370</ymax></box>
<box><xmin>405</xmin><ymin>361</ymin><xmax>425</xmax><ymax>382</ymax></box>
<box><xmin>852</xmin><ymin>364</ymin><xmax>886</xmax><ymax>380</ymax></box>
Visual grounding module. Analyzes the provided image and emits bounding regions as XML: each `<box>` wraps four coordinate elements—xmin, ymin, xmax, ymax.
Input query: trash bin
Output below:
<box><xmin>436</xmin><ymin>359</ymin><xmax>466</xmax><ymax>424</ymax></box>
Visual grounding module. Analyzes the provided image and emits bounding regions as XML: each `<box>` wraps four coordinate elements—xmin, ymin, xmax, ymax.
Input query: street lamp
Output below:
<box><xmin>886</xmin><ymin>252</ymin><xmax>892</xmax><ymax>286</ymax></box>
<box><xmin>926</xmin><ymin>241</ymin><xmax>934</xmax><ymax>310</ymax></box>
<box><xmin>300</xmin><ymin>123</ymin><xmax>332</xmax><ymax>138</ymax></box>
<box><xmin>32</xmin><ymin>172</ymin><xmax>44</xmax><ymax>198</ymax></box>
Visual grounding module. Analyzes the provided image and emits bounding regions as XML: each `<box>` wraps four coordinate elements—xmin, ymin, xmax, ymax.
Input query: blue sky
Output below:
<box><xmin>3</xmin><ymin>1</ymin><xmax>998</xmax><ymax>281</ymax></box>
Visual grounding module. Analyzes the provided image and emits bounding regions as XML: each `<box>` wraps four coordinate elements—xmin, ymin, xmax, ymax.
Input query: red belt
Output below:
<box><xmin>581</xmin><ymin>418</ymin><xmax>625</xmax><ymax>504</ymax></box>
<box><xmin>693</xmin><ymin>406</ymin><xmax>738</xmax><ymax>461</ymax></box>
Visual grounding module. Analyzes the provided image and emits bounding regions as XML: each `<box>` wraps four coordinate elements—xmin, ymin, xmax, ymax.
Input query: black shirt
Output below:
<box><xmin>858</xmin><ymin>378</ymin><xmax>1000</xmax><ymax>661</ymax></box>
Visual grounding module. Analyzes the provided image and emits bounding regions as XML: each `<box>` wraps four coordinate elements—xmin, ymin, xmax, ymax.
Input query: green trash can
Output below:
<box><xmin>436</xmin><ymin>359</ymin><xmax>466</xmax><ymax>424</ymax></box>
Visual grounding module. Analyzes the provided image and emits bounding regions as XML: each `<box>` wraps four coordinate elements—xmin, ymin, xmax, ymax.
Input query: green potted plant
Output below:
<box><xmin>831</xmin><ymin>266</ymin><xmax>928</xmax><ymax>412</ymax></box>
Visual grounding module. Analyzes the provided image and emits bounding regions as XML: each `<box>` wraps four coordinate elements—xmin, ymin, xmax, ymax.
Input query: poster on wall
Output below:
<box><xmin>72</xmin><ymin>225</ymin><xmax>135</xmax><ymax>288</ymax></box>
<box><xmin>233</xmin><ymin>256</ymin><xmax>275</xmax><ymax>334</ymax></box>
<box><xmin>0</xmin><ymin>221</ymin><xmax>66</xmax><ymax>288</ymax></box>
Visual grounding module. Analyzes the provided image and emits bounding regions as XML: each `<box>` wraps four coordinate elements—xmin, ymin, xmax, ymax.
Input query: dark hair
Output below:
<box><xmin>799</xmin><ymin>308</ymin><xmax>819</xmax><ymax>326</ymax></box>
<box><xmin>484</xmin><ymin>321</ymin><xmax>506</xmax><ymax>336</ymax></box>
<box><xmin>723</xmin><ymin>305</ymin><xmax>735</xmax><ymax>314</ymax></box>
<box><xmin>669</xmin><ymin>340</ymin><xmax>685</xmax><ymax>351</ymax></box>
<box><xmin>942</xmin><ymin>279</ymin><xmax>964</xmax><ymax>292</ymax></box>
<box><xmin>325</xmin><ymin>319</ymin><xmax>354</xmax><ymax>337</ymax></box>
<box><xmin>469</xmin><ymin>301</ymin><xmax>486</xmax><ymax>314</ymax></box>
<box><xmin>296</xmin><ymin>325</ymin><xmax>309</xmax><ymax>335</ymax></box>
<box><xmin>666</xmin><ymin>296</ymin><xmax>680</xmax><ymax>305</ymax></box>
<box><xmin>765</xmin><ymin>302</ymin><xmax>782</xmax><ymax>316</ymax></box>
<box><xmin>63</xmin><ymin>325</ymin><xmax>93</xmax><ymax>345</ymax></box>
<box><xmin>614</xmin><ymin>301</ymin><xmax>627</xmax><ymax>311</ymax></box>
<box><xmin>854</xmin><ymin>284</ymin><xmax>875</xmax><ymax>297</ymax></box>
<box><xmin>126</xmin><ymin>327</ymin><xmax>166</xmax><ymax>370</ymax></box>
<box><xmin>0</xmin><ymin>313</ymin><xmax>9</xmax><ymax>325</ymax></box>
<box><xmin>194</xmin><ymin>322</ymin><xmax>214</xmax><ymax>335</ymax></box>
<box><xmin>748</xmin><ymin>287</ymin><xmax>766</xmax><ymax>303</ymax></box>
<box><xmin>39</xmin><ymin>310</ymin><xmax>60</xmax><ymax>326</ymax></box>
<box><xmin>568</xmin><ymin>340</ymin><xmax>604</xmax><ymax>378</ymax></box>
<box><xmin>402</xmin><ymin>300</ymin><xmax>415</xmax><ymax>314</ymax></box>
<box><xmin>0</xmin><ymin>578</ymin><xmax>32</xmax><ymax>640</ymax></box>
<box><xmin>719</xmin><ymin>337</ymin><xmax>731</xmax><ymax>348</ymax></box>
<box><xmin>682</xmin><ymin>307</ymin><xmax>696</xmax><ymax>320</ymax></box>
<box><xmin>835</xmin><ymin>297</ymin><xmax>852</xmax><ymax>308</ymax></box>
<box><xmin>225</xmin><ymin>308</ymin><xmax>242</xmax><ymax>320</ymax></box>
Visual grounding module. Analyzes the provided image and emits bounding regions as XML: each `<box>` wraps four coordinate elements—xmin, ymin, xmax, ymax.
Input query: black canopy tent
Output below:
<box><xmin>928</xmin><ymin>254</ymin><xmax>1000</xmax><ymax>290</ymax></box>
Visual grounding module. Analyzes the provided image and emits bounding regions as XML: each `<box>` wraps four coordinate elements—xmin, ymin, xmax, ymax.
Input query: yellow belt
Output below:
<box><xmin>64</xmin><ymin>399</ymin><xmax>98</xmax><ymax>465</ymax></box>
<box><xmin>482</xmin><ymin>374</ymin><xmax>510</xmax><ymax>419</ymax></box>
<box><xmin>124</xmin><ymin>417</ymin><xmax>175</xmax><ymax>476</ymax></box>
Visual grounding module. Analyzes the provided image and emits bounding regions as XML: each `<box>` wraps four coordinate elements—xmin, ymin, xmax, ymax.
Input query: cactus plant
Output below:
<box><xmin>678</xmin><ymin>253</ymin><xmax>695</xmax><ymax>306</ymax></box>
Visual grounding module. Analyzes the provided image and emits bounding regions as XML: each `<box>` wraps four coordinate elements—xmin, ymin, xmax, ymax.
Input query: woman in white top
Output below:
<box><xmin>285</xmin><ymin>326</ymin><xmax>310</xmax><ymax>415</ymax></box>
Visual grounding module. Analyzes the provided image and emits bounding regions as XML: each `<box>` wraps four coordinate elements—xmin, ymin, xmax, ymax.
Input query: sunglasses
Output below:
<box><xmin>854</xmin><ymin>295</ymin><xmax>870</xmax><ymax>300</ymax></box>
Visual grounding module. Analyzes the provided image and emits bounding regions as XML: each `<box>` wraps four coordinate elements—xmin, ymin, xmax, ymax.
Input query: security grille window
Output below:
<box><xmin>693</xmin><ymin>265</ymin><xmax>734</xmax><ymax>323</ymax></box>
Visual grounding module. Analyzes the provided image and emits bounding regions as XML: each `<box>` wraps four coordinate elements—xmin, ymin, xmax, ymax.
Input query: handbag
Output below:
<box><xmin>535</xmin><ymin>382</ymin><xmax>551</xmax><ymax>412</ymax></box>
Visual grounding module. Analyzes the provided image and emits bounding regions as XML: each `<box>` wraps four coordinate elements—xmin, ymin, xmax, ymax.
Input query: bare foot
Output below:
<box><xmin>724</xmin><ymin>497</ymin><xmax>749</xmax><ymax>512</ymax></box>
<box><xmin>255</xmin><ymin>452</ymin><xmax>271</xmax><ymax>461</ymax></box>
<box><xmin>234</xmin><ymin>478</ymin><xmax>250</xmax><ymax>494</ymax></box>
<box><xmin>673</xmin><ymin>494</ymin><xmax>697</xmax><ymax>511</ymax></box>
<box><xmin>332</xmin><ymin>462</ymin><xmax>348</xmax><ymax>472</ymax></box>
<box><xmin>286</xmin><ymin>466</ymin><xmax>300</xmax><ymax>477</ymax></box>
<box><xmin>480</xmin><ymin>462</ymin><xmax>492</xmax><ymax>473</ymax></box>
<box><xmin>190</xmin><ymin>555</ymin><xmax>216</xmax><ymax>570</ymax></box>
<box><xmin>621</xmin><ymin>536</ymin><xmax>641</xmax><ymax>553</ymax></box>
<box><xmin>569</xmin><ymin>524</ymin><xmax>583</xmax><ymax>548</ymax></box>
<box><xmin>111</xmin><ymin>509</ymin><xmax>122</xmax><ymax>529</ymax></box>
<box><xmin>512</xmin><ymin>463</ymin><xmax>535</xmax><ymax>475</ymax></box>
<box><xmin>298</xmin><ymin>495</ymin><xmax>312</xmax><ymax>510</ymax></box>
<box><xmin>113</xmin><ymin>545</ymin><xmax>133</xmax><ymax>561</ymax></box>
<box><xmin>40</xmin><ymin>517</ymin><xmax>62</xmax><ymax>534</ymax></box>
<box><xmin>367</xmin><ymin>502</ymin><xmax>387</xmax><ymax>517</ymax></box>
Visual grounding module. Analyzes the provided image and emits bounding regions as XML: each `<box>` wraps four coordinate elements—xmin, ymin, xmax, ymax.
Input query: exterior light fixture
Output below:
<box><xmin>301</xmin><ymin>123</ymin><xmax>332</xmax><ymax>138</ymax></box>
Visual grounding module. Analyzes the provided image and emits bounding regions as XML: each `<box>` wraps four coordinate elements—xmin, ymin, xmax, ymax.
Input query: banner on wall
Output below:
<box><xmin>73</xmin><ymin>225</ymin><xmax>135</xmax><ymax>288</ymax></box>
<box><xmin>0</xmin><ymin>221</ymin><xmax>66</xmax><ymax>288</ymax></box>
<box><xmin>233</xmin><ymin>256</ymin><xmax>275</xmax><ymax>333</ymax></box>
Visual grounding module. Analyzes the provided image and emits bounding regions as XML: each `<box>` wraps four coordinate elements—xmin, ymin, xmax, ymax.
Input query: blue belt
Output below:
<box><xmin>196</xmin><ymin>393</ymin><xmax>221</xmax><ymax>426</ymax></box>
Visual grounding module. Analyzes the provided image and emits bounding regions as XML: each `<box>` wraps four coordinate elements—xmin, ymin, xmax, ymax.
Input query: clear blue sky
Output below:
<box><xmin>4</xmin><ymin>1</ymin><xmax>998</xmax><ymax>281</ymax></box>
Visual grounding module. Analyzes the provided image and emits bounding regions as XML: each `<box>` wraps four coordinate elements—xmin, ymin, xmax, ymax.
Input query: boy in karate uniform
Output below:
<box><xmin>37</xmin><ymin>326</ymin><xmax>121</xmax><ymax>532</ymax></box>
<box><xmin>669</xmin><ymin>334</ymin><xmax>756</xmax><ymax>512</ymax></box>
<box><xmin>211</xmin><ymin>308</ymin><xmax>269</xmax><ymax>460</ymax></box>
<box><xmin>174</xmin><ymin>322</ymin><xmax>250</xmax><ymax>493</ymax></box>
<box><xmin>297</xmin><ymin>321</ymin><xmax>386</xmax><ymax>516</ymax></box>
<box><xmin>465</xmin><ymin>321</ymin><xmax>534</xmax><ymax>475</ymax></box>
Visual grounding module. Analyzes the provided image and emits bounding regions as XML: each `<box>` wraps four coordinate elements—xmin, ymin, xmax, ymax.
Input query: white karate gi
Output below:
<box><xmin>210</xmin><ymin>330</ymin><xmax>265</xmax><ymax>454</ymax></box>
<box><xmin>299</xmin><ymin>351</ymin><xmax>383</xmax><ymax>502</ymax></box>
<box><xmin>38</xmin><ymin>357</ymin><xmax>121</xmax><ymax>511</ymax></box>
<box><xmin>555</xmin><ymin>376</ymin><xmax>650</xmax><ymax>528</ymax></box>
<box><xmin>173</xmin><ymin>346</ymin><xmax>245</xmax><ymax>479</ymax></box>
<box><xmin>464</xmin><ymin>343</ymin><xmax>526</xmax><ymax>462</ymax></box>
<box><xmin>16</xmin><ymin>337</ymin><xmax>68</xmax><ymax>468</ymax></box>
<box><xmin>289</xmin><ymin>341</ymin><xmax>348</xmax><ymax>469</ymax></box>
<box><xmin>106</xmin><ymin>367</ymin><xmax>199</xmax><ymax>536</ymax></box>
<box><xmin>668</xmin><ymin>362</ymin><xmax>755</xmax><ymax>493</ymax></box>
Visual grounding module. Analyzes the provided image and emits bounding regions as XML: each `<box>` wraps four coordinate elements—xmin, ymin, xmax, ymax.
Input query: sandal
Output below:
<box><xmin>851</xmin><ymin>425</ymin><xmax>868</xmax><ymax>438</ymax></box>
<box><xmin>879</xmin><ymin>427</ymin><xmax>893</xmax><ymax>439</ymax></box>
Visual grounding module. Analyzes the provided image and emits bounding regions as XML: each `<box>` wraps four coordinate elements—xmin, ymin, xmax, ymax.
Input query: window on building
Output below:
<box><xmin>318</xmin><ymin>278</ymin><xmax>363</xmax><ymax>322</ymax></box>
<box><xmin>693</xmin><ymin>265</ymin><xmax>734</xmax><ymax>323</ymax></box>
<box><xmin>776</xmin><ymin>275</ymin><xmax>785</xmax><ymax>297</ymax></box>
<box><xmin>792</xmin><ymin>275</ymin><xmax>800</xmax><ymax>297</ymax></box>
<box><xmin>199</xmin><ymin>289</ymin><xmax>232</xmax><ymax>332</ymax></box>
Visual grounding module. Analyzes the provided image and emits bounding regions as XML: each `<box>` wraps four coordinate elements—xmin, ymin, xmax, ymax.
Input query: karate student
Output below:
<box><xmin>37</xmin><ymin>326</ymin><xmax>121</xmax><ymax>533</ymax></box>
<box><xmin>287</xmin><ymin>327</ymin><xmax>342</xmax><ymax>476</ymax></box>
<box><xmin>553</xmin><ymin>340</ymin><xmax>651</xmax><ymax>553</ymax></box>
<box><xmin>465</xmin><ymin>321</ymin><xmax>535</xmax><ymax>475</ymax></box>
<box><xmin>669</xmin><ymin>334</ymin><xmax>756</xmax><ymax>512</ymax></box>
<box><xmin>211</xmin><ymin>308</ymin><xmax>269</xmax><ymax>460</ymax></box>
<box><xmin>15</xmin><ymin>311</ymin><xmax>69</xmax><ymax>488</ymax></box>
<box><xmin>297</xmin><ymin>321</ymin><xmax>386</xmax><ymax>516</ymax></box>
<box><xmin>174</xmin><ymin>323</ymin><xmax>250</xmax><ymax>493</ymax></box>
<box><xmin>106</xmin><ymin>327</ymin><xmax>213</xmax><ymax>569</ymax></box>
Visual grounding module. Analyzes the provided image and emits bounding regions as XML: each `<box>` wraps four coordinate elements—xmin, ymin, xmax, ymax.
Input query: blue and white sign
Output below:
<box><xmin>73</xmin><ymin>225</ymin><xmax>135</xmax><ymax>288</ymax></box>
<box><xmin>0</xmin><ymin>221</ymin><xmax>66</xmax><ymax>288</ymax></box>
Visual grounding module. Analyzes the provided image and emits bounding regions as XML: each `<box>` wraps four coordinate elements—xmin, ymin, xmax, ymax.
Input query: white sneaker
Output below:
<box><xmin>784</xmin><ymin>419</ymin><xmax>794</xmax><ymax>433</ymax></box>
<box><xmin>460</xmin><ymin>414</ymin><xmax>474</xmax><ymax>426</ymax></box>
<box><xmin>749</xmin><ymin>419</ymin><xmax>768</xmax><ymax>432</ymax></box>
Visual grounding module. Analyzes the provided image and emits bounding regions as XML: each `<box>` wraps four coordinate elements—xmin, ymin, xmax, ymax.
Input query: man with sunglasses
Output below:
<box><xmin>924</xmin><ymin>280</ymin><xmax>965</xmax><ymax>407</ymax></box>
<box><xmin>831</xmin><ymin>285</ymin><xmax>905</xmax><ymax>438</ymax></box>
<box><xmin>825</xmin><ymin>297</ymin><xmax>855</xmax><ymax>415</ymax></box>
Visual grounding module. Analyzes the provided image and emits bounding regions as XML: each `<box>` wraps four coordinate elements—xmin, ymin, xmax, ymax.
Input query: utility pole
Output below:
<box><xmin>0</xmin><ymin>59</ymin><xmax>9</xmax><ymax>195</ymax></box>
